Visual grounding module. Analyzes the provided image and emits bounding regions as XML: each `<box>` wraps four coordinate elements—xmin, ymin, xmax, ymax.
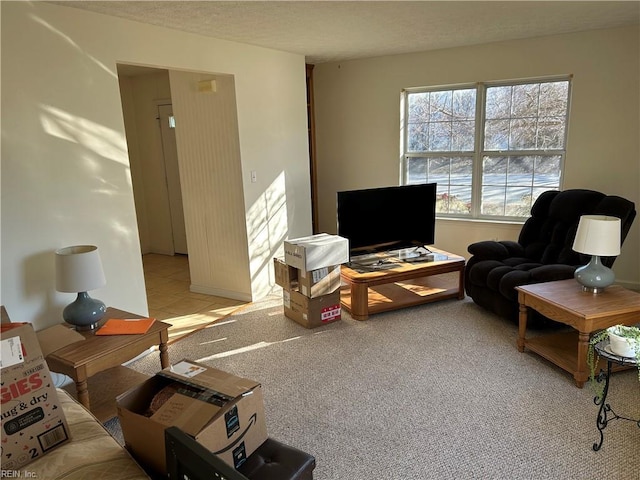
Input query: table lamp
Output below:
<box><xmin>572</xmin><ymin>215</ymin><xmax>621</xmax><ymax>293</ymax></box>
<box><xmin>55</xmin><ymin>245</ymin><xmax>107</xmax><ymax>330</ymax></box>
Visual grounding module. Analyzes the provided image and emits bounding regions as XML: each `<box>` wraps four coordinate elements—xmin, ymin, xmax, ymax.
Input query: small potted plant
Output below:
<box><xmin>587</xmin><ymin>324</ymin><xmax>640</xmax><ymax>399</ymax></box>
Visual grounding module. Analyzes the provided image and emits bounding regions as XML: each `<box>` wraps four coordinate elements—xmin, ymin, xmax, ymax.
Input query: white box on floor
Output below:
<box><xmin>284</xmin><ymin>234</ymin><xmax>348</xmax><ymax>272</ymax></box>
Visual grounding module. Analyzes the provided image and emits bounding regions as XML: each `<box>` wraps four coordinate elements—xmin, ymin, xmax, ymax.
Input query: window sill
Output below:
<box><xmin>436</xmin><ymin>216</ymin><xmax>525</xmax><ymax>226</ymax></box>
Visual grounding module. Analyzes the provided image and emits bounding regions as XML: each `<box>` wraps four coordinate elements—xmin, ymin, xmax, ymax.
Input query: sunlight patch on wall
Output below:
<box><xmin>110</xmin><ymin>220</ymin><xmax>133</xmax><ymax>237</ymax></box>
<box><xmin>246</xmin><ymin>172</ymin><xmax>289</xmax><ymax>295</ymax></box>
<box><xmin>31</xmin><ymin>15</ymin><xmax>116</xmax><ymax>78</ymax></box>
<box><xmin>40</xmin><ymin>105</ymin><xmax>129</xmax><ymax>165</ymax></box>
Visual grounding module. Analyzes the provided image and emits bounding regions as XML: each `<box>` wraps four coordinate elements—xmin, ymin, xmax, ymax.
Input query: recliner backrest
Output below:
<box><xmin>517</xmin><ymin>189</ymin><xmax>636</xmax><ymax>267</ymax></box>
<box><xmin>518</xmin><ymin>190</ymin><xmax>560</xmax><ymax>262</ymax></box>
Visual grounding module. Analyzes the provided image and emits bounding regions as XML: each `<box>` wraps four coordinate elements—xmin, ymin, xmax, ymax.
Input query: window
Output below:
<box><xmin>402</xmin><ymin>77</ymin><xmax>571</xmax><ymax>219</ymax></box>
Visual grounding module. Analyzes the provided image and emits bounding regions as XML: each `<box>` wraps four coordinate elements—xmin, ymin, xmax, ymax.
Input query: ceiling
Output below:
<box><xmin>51</xmin><ymin>1</ymin><xmax>640</xmax><ymax>65</ymax></box>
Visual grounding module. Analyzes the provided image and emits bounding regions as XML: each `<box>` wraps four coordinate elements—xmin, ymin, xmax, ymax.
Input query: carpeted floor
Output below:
<box><xmin>115</xmin><ymin>294</ymin><xmax>640</xmax><ymax>479</ymax></box>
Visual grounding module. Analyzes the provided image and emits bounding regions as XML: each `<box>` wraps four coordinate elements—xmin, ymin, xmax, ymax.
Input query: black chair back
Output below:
<box><xmin>165</xmin><ymin>426</ymin><xmax>250</xmax><ymax>480</ymax></box>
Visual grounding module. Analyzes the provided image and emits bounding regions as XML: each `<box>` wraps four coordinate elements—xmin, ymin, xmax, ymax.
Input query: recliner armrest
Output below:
<box><xmin>467</xmin><ymin>240</ymin><xmax>524</xmax><ymax>260</ymax></box>
<box><xmin>529</xmin><ymin>264</ymin><xmax>577</xmax><ymax>283</ymax></box>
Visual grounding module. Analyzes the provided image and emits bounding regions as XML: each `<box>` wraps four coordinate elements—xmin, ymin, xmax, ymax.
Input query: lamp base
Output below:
<box><xmin>63</xmin><ymin>292</ymin><xmax>106</xmax><ymax>331</ymax></box>
<box><xmin>580</xmin><ymin>285</ymin><xmax>607</xmax><ymax>294</ymax></box>
<box><xmin>574</xmin><ymin>255</ymin><xmax>615</xmax><ymax>294</ymax></box>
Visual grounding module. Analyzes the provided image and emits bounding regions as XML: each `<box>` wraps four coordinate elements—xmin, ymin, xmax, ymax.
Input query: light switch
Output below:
<box><xmin>250</xmin><ymin>171</ymin><xmax>257</xmax><ymax>183</ymax></box>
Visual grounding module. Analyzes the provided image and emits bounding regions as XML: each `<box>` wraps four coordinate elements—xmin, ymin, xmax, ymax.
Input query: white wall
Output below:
<box><xmin>168</xmin><ymin>70</ymin><xmax>253</xmax><ymax>300</ymax></box>
<box><xmin>314</xmin><ymin>26</ymin><xmax>640</xmax><ymax>288</ymax></box>
<box><xmin>1</xmin><ymin>2</ymin><xmax>311</xmax><ymax>327</ymax></box>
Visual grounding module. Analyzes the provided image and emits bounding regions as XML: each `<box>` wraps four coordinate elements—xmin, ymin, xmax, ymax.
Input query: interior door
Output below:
<box><xmin>158</xmin><ymin>104</ymin><xmax>188</xmax><ymax>254</ymax></box>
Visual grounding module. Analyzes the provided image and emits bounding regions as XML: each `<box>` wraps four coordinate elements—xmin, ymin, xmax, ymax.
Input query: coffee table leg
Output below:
<box><xmin>517</xmin><ymin>301</ymin><xmax>528</xmax><ymax>352</ymax></box>
<box><xmin>575</xmin><ymin>331</ymin><xmax>589</xmax><ymax>388</ymax></box>
<box><xmin>350</xmin><ymin>283</ymin><xmax>369</xmax><ymax>321</ymax></box>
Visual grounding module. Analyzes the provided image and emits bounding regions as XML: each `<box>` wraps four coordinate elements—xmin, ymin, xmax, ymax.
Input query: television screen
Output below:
<box><xmin>337</xmin><ymin>183</ymin><xmax>437</xmax><ymax>256</ymax></box>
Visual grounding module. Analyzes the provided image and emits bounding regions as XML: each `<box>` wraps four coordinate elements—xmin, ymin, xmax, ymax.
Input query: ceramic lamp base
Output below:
<box><xmin>63</xmin><ymin>291</ymin><xmax>106</xmax><ymax>331</ymax></box>
<box><xmin>574</xmin><ymin>255</ymin><xmax>615</xmax><ymax>294</ymax></box>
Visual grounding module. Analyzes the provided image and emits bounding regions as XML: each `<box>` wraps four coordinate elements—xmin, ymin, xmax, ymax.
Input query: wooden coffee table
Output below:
<box><xmin>46</xmin><ymin>308</ymin><xmax>170</xmax><ymax>421</ymax></box>
<box><xmin>340</xmin><ymin>246</ymin><xmax>465</xmax><ymax>320</ymax></box>
<box><xmin>516</xmin><ymin>279</ymin><xmax>640</xmax><ymax>388</ymax></box>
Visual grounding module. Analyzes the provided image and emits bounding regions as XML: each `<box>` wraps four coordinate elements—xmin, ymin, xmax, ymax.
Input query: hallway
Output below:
<box><xmin>142</xmin><ymin>253</ymin><xmax>246</xmax><ymax>342</ymax></box>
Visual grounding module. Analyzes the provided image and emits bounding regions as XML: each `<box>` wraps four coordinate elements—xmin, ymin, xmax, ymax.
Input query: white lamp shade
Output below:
<box><xmin>55</xmin><ymin>245</ymin><xmax>106</xmax><ymax>293</ymax></box>
<box><xmin>572</xmin><ymin>215</ymin><xmax>621</xmax><ymax>257</ymax></box>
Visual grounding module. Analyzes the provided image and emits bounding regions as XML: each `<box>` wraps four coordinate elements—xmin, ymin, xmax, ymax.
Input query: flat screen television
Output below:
<box><xmin>337</xmin><ymin>183</ymin><xmax>437</xmax><ymax>257</ymax></box>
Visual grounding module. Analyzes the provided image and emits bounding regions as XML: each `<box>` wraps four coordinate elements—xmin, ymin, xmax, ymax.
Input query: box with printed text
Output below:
<box><xmin>284</xmin><ymin>234</ymin><xmax>349</xmax><ymax>272</ymax></box>
<box><xmin>117</xmin><ymin>359</ymin><xmax>268</xmax><ymax>476</ymax></box>
<box><xmin>1</xmin><ymin>323</ymin><xmax>70</xmax><ymax>471</ymax></box>
<box><xmin>283</xmin><ymin>289</ymin><xmax>341</xmax><ymax>328</ymax></box>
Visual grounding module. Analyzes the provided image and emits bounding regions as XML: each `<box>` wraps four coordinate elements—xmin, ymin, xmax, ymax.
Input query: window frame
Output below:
<box><xmin>401</xmin><ymin>75</ymin><xmax>572</xmax><ymax>222</ymax></box>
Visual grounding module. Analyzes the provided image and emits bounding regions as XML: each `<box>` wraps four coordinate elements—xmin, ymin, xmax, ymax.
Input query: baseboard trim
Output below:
<box><xmin>616</xmin><ymin>279</ymin><xmax>640</xmax><ymax>292</ymax></box>
<box><xmin>190</xmin><ymin>284</ymin><xmax>253</xmax><ymax>302</ymax></box>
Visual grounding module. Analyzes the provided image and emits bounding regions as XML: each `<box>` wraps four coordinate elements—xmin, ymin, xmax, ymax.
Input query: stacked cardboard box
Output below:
<box><xmin>275</xmin><ymin>233</ymin><xmax>349</xmax><ymax>328</ymax></box>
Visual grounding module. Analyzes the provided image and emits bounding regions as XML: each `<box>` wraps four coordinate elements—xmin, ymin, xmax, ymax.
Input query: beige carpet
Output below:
<box><xmin>123</xmin><ymin>294</ymin><xmax>640</xmax><ymax>480</ymax></box>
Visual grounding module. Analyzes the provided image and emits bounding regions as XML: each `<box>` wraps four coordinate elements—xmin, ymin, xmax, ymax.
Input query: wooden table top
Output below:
<box><xmin>341</xmin><ymin>246</ymin><xmax>465</xmax><ymax>280</ymax></box>
<box><xmin>516</xmin><ymin>279</ymin><xmax>640</xmax><ymax>320</ymax></box>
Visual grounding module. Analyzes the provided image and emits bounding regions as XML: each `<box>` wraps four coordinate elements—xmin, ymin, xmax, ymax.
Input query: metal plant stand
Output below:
<box><xmin>592</xmin><ymin>341</ymin><xmax>639</xmax><ymax>451</ymax></box>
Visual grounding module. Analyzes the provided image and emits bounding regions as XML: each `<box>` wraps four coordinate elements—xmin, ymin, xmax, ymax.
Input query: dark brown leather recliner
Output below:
<box><xmin>464</xmin><ymin>189</ymin><xmax>636</xmax><ymax>327</ymax></box>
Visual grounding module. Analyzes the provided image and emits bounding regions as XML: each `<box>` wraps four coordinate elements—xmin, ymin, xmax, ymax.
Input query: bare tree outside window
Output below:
<box><xmin>403</xmin><ymin>78</ymin><xmax>570</xmax><ymax>219</ymax></box>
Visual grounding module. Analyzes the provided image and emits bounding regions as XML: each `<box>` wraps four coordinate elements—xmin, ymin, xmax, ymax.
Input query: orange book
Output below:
<box><xmin>95</xmin><ymin>318</ymin><xmax>156</xmax><ymax>335</ymax></box>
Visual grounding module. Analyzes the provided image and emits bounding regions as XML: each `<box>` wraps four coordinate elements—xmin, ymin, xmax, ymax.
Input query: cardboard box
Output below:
<box><xmin>283</xmin><ymin>289</ymin><xmax>341</xmax><ymax>328</ymax></box>
<box><xmin>274</xmin><ymin>257</ymin><xmax>297</xmax><ymax>291</ymax></box>
<box><xmin>1</xmin><ymin>323</ymin><xmax>70</xmax><ymax>470</ymax></box>
<box><xmin>297</xmin><ymin>265</ymin><xmax>341</xmax><ymax>298</ymax></box>
<box><xmin>284</xmin><ymin>234</ymin><xmax>349</xmax><ymax>272</ymax></box>
<box><xmin>117</xmin><ymin>360</ymin><xmax>268</xmax><ymax>476</ymax></box>
<box><xmin>274</xmin><ymin>257</ymin><xmax>341</xmax><ymax>298</ymax></box>
<box><xmin>1</xmin><ymin>306</ymin><xmax>10</xmax><ymax>324</ymax></box>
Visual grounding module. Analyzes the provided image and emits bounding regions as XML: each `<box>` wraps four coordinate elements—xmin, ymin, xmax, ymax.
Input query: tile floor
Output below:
<box><xmin>143</xmin><ymin>253</ymin><xmax>247</xmax><ymax>342</ymax></box>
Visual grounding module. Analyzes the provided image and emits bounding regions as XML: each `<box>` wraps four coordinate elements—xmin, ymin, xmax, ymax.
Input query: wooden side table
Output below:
<box><xmin>46</xmin><ymin>308</ymin><xmax>171</xmax><ymax>421</ymax></box>
<box><xmin>516</xmin><ymin>279</ymin><xmax>640</xmax><ymax>387</ymax></box>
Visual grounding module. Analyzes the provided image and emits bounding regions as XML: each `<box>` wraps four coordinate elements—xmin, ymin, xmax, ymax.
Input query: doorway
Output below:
<box><xmin>157</xmin><ymin>103</ymin><xmax>188</xmax><ymax>254</ymax></box>
<box><xmin>117</xmin><ymin>66</ymin><xmax>186</xmax><ymax>256</ymax></box>
<box><xmin>118</xmin><ymin>65</ymin><xmax>261</xmax><ymax>303</ymax></box>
